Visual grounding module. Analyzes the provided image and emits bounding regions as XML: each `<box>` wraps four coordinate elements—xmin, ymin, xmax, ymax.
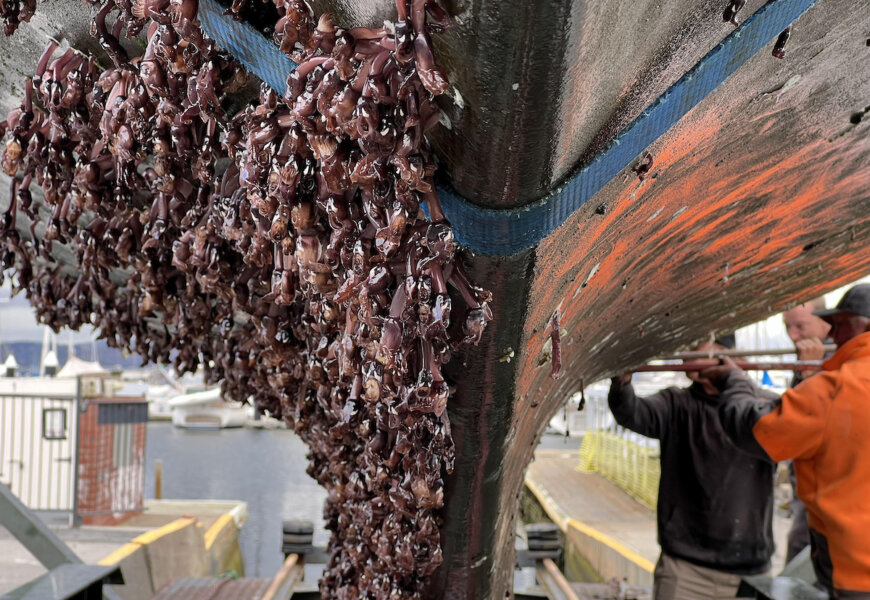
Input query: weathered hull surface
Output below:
<box><xmin>1</xmin><ymin>0</ymin><xmax>869</xmax><ymax>598</ymax></box>
<box><xmin>429</xmin><ymin>1</ymin><xmax>870</xmax><ymax>597</ymax></box>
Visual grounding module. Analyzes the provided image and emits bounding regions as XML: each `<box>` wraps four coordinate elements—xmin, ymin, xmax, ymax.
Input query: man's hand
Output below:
<box><xmin>795</xmin><ymin>337</ymin><xmax>825</xmax><ymax>361</ymax></box>
<box><xmin>794</xmin><ymin>337</ymin><xmax>825</xmax><ymax>380</ymax></box>
<box><xmin>611</xmin><ymin>372</ymin><xmax>633</xmax><ymax>386</ymax></box>
<box><xmin>699</xmin><ymin>356</ymin><xmax>741</xmax><ymax>391</ymax></box>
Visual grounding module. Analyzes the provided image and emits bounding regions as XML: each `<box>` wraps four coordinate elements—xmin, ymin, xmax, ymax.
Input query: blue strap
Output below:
<box><xmin>198</xmin><ymin>0</ymin><xmax>297</xmax><ymax>92</ymax></box>
<box><xmin>198</xmin><ymin>0</ymin><xmax>816</xmax><ymax>255</ymax></box>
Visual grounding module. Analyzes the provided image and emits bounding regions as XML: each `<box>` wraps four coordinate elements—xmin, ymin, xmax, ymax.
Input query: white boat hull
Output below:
<box><xmin>166</xmin><ymin>387</ymin><xmax>249</xmax><ymax>429</ymax></box>
<box><xmin>171</xmin><ymin>404</ymin><xmax>249</xmax><ymax>429</ymax></box>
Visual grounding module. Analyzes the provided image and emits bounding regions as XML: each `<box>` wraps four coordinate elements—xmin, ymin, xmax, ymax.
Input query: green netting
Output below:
<box><xmin>578</xmin><ymin>431</ymin><xmax>659</xmax><ymax>509</ymax></box>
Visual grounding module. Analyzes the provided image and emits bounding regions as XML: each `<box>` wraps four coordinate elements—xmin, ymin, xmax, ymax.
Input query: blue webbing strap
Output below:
<box><xmin>198</xmin><ymin>0</ymin><xmax>816</xmax><ymax>255</ymax></box>
<box><xmin>198</xmin><ymin>0</ymin><xmax>297</xmax><ymax>92</ymax></box>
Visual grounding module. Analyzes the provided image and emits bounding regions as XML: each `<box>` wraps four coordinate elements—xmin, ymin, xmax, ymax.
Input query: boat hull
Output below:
<box><xmin>170</xmin><ymin>404</ymin><xmax>249</xmax><ymax>429</ymax></box>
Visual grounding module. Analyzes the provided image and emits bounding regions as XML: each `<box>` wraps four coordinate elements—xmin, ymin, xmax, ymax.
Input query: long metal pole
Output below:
<box><xmin>538</xmin><ymin>558</ymin><xmax>582</xmax><ymax>600</ymax></box>
<box><xmin>657</xmin><ymin>345</ymin><xmax>835</xmax><ymax>360</ymax></box>
<box><xmin>154</xmin><ymin>459</ymin><xmax>163</xmax><ymax>500</ymax></box>
<box><xmin>634</xmin><ymin>361</ymin><xmax>822</xmax><ymax>372</ymax></box>
<box><xmin>261</xmin><ymin>553</ymin><xmax>301</xmax><ymax>600</ymax></box>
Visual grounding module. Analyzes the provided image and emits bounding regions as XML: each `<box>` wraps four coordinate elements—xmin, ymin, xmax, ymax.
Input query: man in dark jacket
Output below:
<box><xmin>608</xmin><ymin>335</ymin><xmax>775</xmax><ymax>600</ymax></box>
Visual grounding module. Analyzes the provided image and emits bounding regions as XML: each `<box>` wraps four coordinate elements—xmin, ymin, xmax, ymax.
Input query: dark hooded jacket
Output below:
<box><xmin>608</xmin><ymin>379</ymin><xmax>775</xmax><ymax>574</ymax></box>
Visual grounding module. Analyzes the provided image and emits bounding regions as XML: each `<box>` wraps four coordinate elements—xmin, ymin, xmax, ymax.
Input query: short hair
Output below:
<box><xmin>808</xmin><ymin>296</ymin><xmax>826</xmax><ymax>311</ymax></box>
<box><xmin>714</xmin><ymin>333</ymin><xmax>736</xmax><ymax>349</ymax></box>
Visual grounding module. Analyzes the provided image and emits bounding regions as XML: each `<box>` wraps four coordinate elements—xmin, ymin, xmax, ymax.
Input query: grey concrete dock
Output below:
<box><xmin>525</xmin><ymin>448</ymin><xmax>792</xmax><ymax>586</ymax></box>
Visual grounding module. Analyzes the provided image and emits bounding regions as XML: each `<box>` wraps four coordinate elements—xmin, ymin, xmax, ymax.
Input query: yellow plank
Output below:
<box><xmin>98</xmin><ymin>542</ymin><xmax>142</xmax><ymax>566</ymax></box>
<box><xmin>132</xmin><ymin>516</ymin><xmax>197</xmax><ymax>546</ymax></box>
<box><xmin>524</xmin><ymin>475</ymin><xmax>569</xmax><ymax>530</ymax></box>
<box><xmin>565</xmin><ymin>518</ymin><xmax>654</xmax><ymax>573</ymax></box>
<box><xmin>204</xmin><ymin>512</ymin><xmax>235</xmax><ymax>551</ymax></box>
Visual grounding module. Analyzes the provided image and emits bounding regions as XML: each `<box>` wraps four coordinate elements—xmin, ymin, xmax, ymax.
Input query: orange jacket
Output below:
<box><xmin>719</xmin><ymin>331</ymin><xmax>870</xmax><ymax>592</ymax></box>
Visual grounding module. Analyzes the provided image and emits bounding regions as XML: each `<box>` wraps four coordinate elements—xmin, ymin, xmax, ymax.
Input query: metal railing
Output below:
<box><xmin>576</xmin><ymin>380</ymin><xmax>661</xmax><ymax>509</ymax></box>
<box><xmin>578</xmin><ymin>430</ymin><xmax>659</xmax><ymax>509</ymax></box>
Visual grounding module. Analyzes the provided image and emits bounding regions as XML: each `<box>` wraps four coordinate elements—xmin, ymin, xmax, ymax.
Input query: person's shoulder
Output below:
<box><xmin>843</xmin><ymin>352</ymin><xmax>870</xmax><ymax>373</ymax></box>
<box><xmin>658</xmin><ymin>386</ymin><xmax>690</xmax><ymax>403</ymax></box>
<box><xmin>785</xmin><ymin>369</ymin><xmax>838</xmax><ymax>403</ymax></box>
<box><xmin>759</xmin><ymin>388</ymin><xmax>780</xmax><ymax>401</ymax></box>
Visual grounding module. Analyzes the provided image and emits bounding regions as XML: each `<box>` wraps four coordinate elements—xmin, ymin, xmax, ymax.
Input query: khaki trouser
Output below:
<box><xmin>653</xmin><ymin>553</ymin><xmax>743</xmax><ymax>600</ymax></box>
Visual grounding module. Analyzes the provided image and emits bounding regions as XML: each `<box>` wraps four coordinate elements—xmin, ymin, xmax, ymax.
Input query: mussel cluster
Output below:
<box><xmin>0</xmin><ymin>0</ymin><xmax>490</xmax><ymax>596</ymax></box>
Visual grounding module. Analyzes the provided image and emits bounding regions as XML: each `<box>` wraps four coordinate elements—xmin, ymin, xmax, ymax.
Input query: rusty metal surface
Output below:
<box><xmin>433</xmin><ymin>0</ymin><xmax>817</xmax><ymax>254</ymax></box>
<box><xmin>151</xmin><ymin>576</ymin><xmax>272</xmax><ymax>600</ymax></box>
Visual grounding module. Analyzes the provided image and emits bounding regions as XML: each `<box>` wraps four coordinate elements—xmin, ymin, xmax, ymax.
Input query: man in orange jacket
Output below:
<box><xmin>705</xmin><ymin>283</ymin><xmax>870</xmax><ymax>598</ymax></box>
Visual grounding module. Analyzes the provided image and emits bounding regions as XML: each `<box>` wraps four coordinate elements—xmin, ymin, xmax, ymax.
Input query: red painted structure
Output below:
<box><xmin>76</xmin><ymin>398</ymin><xmax>148</xmax><ymax>526</ymax></box>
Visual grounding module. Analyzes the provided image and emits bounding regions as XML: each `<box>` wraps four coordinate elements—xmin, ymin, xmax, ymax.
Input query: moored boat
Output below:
<box><xmin>168</xmin><ymin>388</ymin><xmax>251</xmax><ymax>429</ymax></box>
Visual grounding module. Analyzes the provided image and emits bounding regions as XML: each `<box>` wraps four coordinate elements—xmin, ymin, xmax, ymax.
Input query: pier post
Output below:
<box><xmin>155</xmin><ymin>459</ymin><xmax>163</xmax><ymax>500</ymax></box>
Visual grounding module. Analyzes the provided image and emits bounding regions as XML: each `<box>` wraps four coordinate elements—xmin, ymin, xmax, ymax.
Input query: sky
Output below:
<box><xmin>0</xmin><ymin>280</ymin><xmax>96</xmax><ymax>344</ymax></box>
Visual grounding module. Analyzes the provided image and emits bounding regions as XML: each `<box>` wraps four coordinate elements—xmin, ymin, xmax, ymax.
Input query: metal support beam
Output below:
<box><xmin>3</xmin><ymin>564</ymin><xmax>123</xmax><ymax>600</ymax></box>
<box><xmin>0</xmin><ymin>484</ymin><xmax>122</xmax><ymax>600</ymax></box>
<box><xmin>0</xmin><ymin>483</ymin><xmax>81</xmax><ymax>569</ymax></box>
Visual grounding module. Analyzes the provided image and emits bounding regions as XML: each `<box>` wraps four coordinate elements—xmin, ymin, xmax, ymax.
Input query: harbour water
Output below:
<box><xmin>143</xmin><ymin>422</ymin><xmax>328</xmax><ymax>578</ymax></box>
